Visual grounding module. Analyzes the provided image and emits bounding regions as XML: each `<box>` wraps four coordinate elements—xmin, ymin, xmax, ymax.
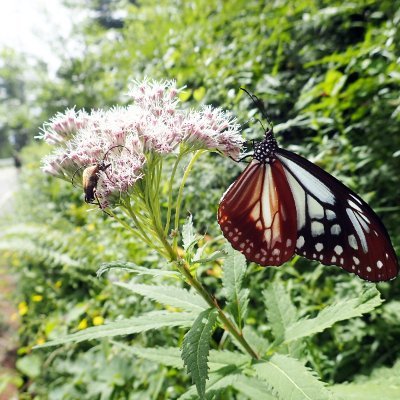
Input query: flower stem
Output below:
<box><xmin>158</xmin><ymin>235</ymin><xmax>259</xmax><ymax>360</ymax></box>
<box><xmin>173</xmin><ymin>150</ymin><xmax>205</xmax><ymax>249</ymax></box>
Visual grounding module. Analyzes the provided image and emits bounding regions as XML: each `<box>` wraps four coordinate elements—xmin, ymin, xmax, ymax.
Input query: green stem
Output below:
<box><xmin>158</xmin><ymin>236</ymin><xmax>259</xmax><ymax>360</ymax></box>
<box><xmin>164</xmin><ymin>153</ymin><xmax>183</xmax><ymax>236</ymax></box>
<box><xmin>173</xmin><ymin>150</ymin><xmax>205</xmax><ymax>249</ymax></box>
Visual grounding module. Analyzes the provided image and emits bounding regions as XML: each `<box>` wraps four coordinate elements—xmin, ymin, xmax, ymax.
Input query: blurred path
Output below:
<box><xmin>0</xmin><ymin>164</ymin><xmax>18</xmax><ymax>217</ymax></box>
<box><xmin>0</xmin><ymin>162</ymin><xmax>19</xmax><ymax>400</ymax></box>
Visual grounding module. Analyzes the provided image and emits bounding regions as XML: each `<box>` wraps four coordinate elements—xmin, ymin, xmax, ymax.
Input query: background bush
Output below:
<box><xmin>1</xmin><ymin>0</ymin><xmax>399</xmax><ymax>398</ymax></box>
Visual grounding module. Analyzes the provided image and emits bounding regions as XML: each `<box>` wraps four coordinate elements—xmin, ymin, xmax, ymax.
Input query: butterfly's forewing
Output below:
<box><xmin>218</xmin><ymin>159</ymin><xmax>297</xmax><ymax>265</ymax></box>
<box><xmin>277</xmin><ymin>148</ymin><xmax>399</xmax><ymax>281</ymax></box>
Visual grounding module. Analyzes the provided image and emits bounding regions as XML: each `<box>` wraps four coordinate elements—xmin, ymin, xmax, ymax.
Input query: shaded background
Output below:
<box><xmin>0</xmin><ymin>0</ymin><xmax>399</xmax><ymax>398</ymax></box>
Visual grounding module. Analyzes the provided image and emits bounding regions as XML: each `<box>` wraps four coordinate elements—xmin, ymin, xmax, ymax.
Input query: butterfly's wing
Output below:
<box><xmin>277</xmin><ymin>148</ymin><xmax>399</xmax><ymax>281</ymax></box>
<box><xmin>218</xmin><ymin>159</ymin><xmax>297</xmax><ymax>265</ymax></box>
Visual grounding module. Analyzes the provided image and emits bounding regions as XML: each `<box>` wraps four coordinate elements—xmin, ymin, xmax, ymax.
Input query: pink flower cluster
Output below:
<box><xmin>40</xmin><ymin>79</ymin><xmax>244</xmax><ymax>205</ymax></box>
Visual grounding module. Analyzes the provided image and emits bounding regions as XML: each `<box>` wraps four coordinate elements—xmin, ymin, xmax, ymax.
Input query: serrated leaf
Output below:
<box><xmin>178</xmin><ymin>366</ymin><xmax>239</xmax><ymax>400</ymax></box>
<box><xmin>242</xmin><ymin>326</ymin><xmax>270</xmax><ymax>356</ymax></box>
<box><xmin>35</xmin><ymin>311</ymin><xmax>196</xmax><ymax>348</ymax></box>
<box><xmin>112</xmin><ymin>343</ymin><xmax>184</xmax><ymax>368</ymax></box>
<box><xmin>222</xmin><ymin>245</ymin><xmax>249</xmax><ymax>330</ymax></box>
<box><xmin>115</xmin><ymin>282</ymin><xmax>208</xmax><ymax>312</ymax></box>
<box><xmin>208</xmin><ymin>350</ymin><xmax>251</xmax><ymax>371</ymax></box>
<box><xmin>110</xmin><ymin>343</ymin><xmax>250</xmax><ymax>372</ymax></box>
<box><xmin>193</xmin><ymin>250</ymin><xmax>225</xmax><ymax>265</ymax></box>
<box><xmin>181</xmin><ymin>308</ymin><xmax>218</xmax><ymax>399</ymax></box>
<box><xmin>254</xmin><ymin>354</ymin><xmax>333</xmax><ymax>400</ymax></box>
<box><xmin>182</xmin><ymin>215</ymin><xmax>196</xmax><ymax>251</ymax></box>
<box><xmin>331</xmin><ymin>358</ymin><xmax>400</xmax><ymax>400</ymax></box>
<box><xmin>263</xmin><ymin>282</ymin><xmax>297</xmax><ymax>342</ymax></box>
<box><xmin>97</xmin><ymin>261</ymin><xmax>178</xmax><ymax>278</ymax></box>
<box><xmin>285</xmin><ymin>286</ymin><xmax>382</xmax><ymax>343</ymax></box>
<box><xmin>232</xmin><ymin>375</ymin><xmax>276</xmax><ymax>400</ymax></box>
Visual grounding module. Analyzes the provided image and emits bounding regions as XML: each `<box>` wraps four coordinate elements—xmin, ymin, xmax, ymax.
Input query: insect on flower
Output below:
<box><xmin>218</xmin><ymin>90</ymin><xmax>399</xmax><ymax>282</ymax></box>
<box><xmin>72</xmin><ymin>145</ymin><xmax>129</xmax><ymax>207</ymax></box>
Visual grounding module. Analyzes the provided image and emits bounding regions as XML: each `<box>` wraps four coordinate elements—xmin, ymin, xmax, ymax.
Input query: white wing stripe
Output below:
<box><xmin>278</xmin><ymin>155</ymin><xmax>335</xmax><ymax>205</ymax></box>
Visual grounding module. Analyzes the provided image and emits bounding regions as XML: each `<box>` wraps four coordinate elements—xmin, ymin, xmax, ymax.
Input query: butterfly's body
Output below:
<box><xmin>218</xmin><ymin>129</ymin><xmax>399</xmax><ymax>282</ymax></box>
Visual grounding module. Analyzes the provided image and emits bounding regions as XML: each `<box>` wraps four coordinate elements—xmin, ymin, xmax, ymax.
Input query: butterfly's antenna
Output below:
<box><xmin>240</xmin><ymin>87</ymin><xmax>274</xmax><ymax>131</ymax></box>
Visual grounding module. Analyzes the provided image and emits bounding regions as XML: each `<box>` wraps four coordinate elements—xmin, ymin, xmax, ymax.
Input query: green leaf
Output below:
<box><xmin>254</xmin><ymin>354</ymin><xmax>333</xmax><ymax>400</ymax></box>
<box><xmin>263</xmin><ymin>282</ymin><xmax>297</xmax><ymax>342</ymax></box>
<box><xmin>16</xmin><ymin>354</ymin><xmax>42</xmax><ymax>378</ymax></box>
<box><xmin>110</xmin><ymin>343</ymin><xmax>250</xmax><ymax>371</ymax></box>
<box><xmin>178</xmin><ymin>366</ymin><xmax>239</xmax><ymax>400</ymax></box>
<box><xmin>331</xmin><ymin>359</ymin><xmax>400</xmax><ymax>400</ymax></box>
<box><xmin>232</xmin><ymin>375</ymin><xmax>276</xmax><ymax>400</ymax></box>
<box><xmin>35</xmin><ymin>311</ymin><xmax>196</xmax><ymax>348</ymax></box>
<box><xmin>97</xmin><ymin>261</ymin><xmax>179</xmax><ymax>278</ymax></box>
<box><xmin>208</xmin><ymin>350</ymin><xmax>251</xmax><ymax>371</ymax></box>
<box><xmin>242</xmin><ymin>326</ymin><xmax>270</xmax><ymax>356</ymax></box>
<box><xmin>182</xmin><ymin>215</ymin><xmax>196</xmax><ymax>251</ymax></box>
<box><xmin>112</xmin><ymin>342</ymin><xmax>184</xmax><ymax>368</ymax></box>
<box><xmin>181</xmin><ymin>308</ymin><xmax>218</xmax><ymax>399</ymax></box>
<box><xmin>285</xmin><ymin>286</ymin><xmax>383</xmax><ymax>342</ymax></box>
<box><xmin>115</xmin><ymin>282</ymin><xmax>208</xmax><ymax>312</ymax></box>
<box><xmin>222</xmin><ymin>245</ymin><xmax>249</xmax><ymax>330</ymax></box>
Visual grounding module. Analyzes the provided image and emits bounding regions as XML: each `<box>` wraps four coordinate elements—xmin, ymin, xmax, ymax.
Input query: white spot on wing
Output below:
<box><xmin>347</xmin><ymin>234</ymin><xmax>357</xmax><ymax>250</ymax></box>
<box><xmin>334</xmin><ymin>245</ymin><xmax>343</xmax><ymax>255</ymax></box>
<box><xmin>330</xmin><ymin>224</ymin><xmax>341</xmax><ymax>235</ymax></box>
<box><xmin>377</xmin><ymin>260</ymin><xmax>383</xmax><ymax>269</ymax></box>
<box><xmin>315</xmin><ymin>243</ymin><xmax>323</xmax><ymax>252</ymax></box>
<box><xmin>311</xmin><ymin>221</ymin><xmax>324</xmax><ymax>236</ymax></box>
<box><xmin>353</xmin><ymin>256</ymin><xmax>360</xmax><ymax>265</ymax></box>
<box><xmin>326</xmin><ymin>210</ymin><xmax>336</xmax><ymax>220</ymax></box>
<box><xmin>308</xmin><ymin>195</ymin><xmax>324</xmax><ymax>219</ymax></box>
<box><xmin>296</xmin><ymin>236</ymin><xmax>305</xmax><ymax>248</ymax></box>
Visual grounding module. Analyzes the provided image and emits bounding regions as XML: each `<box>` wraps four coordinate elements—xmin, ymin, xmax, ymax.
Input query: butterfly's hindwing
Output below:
<box><xmin>278</xmin><ymin>148</ymin><xmax>398</xmax><ymax>281</ymax></box>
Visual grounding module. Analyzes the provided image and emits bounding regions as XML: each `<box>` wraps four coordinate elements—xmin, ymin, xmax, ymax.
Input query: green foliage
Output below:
<box><xmin>254</xmin><ymin>354</ymin><xmax>333</xmax><ymax>400</ymax></box>
<box><xmin>181</xmin><ymin>308</ymin><xmax>218</xmax><ymax>398</ymax></box>
<box><xmin>3</xmin><ymin>0</ymin><xmax>400</xmax><ymax>398</ymax></box>
<box><xmin>222</xmin><ymin>244</ymin><xmax>250</xmax><ymax>330</ymax></box>
<box><xmin>37</xmin><ymin>311</ymin><xmax>196</xmax><ymax>347</ymax></box>
<box><xmin>285</xmin><ymin>286</ymin><xmax>383</xmax><ymax>342</ymax></box>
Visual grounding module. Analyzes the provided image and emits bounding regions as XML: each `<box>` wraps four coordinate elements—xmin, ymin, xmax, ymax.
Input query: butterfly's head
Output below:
<box><xmin>253</xmin><ymin>131</ymin><xmax>278</xmax><ymax>164</ymax></box>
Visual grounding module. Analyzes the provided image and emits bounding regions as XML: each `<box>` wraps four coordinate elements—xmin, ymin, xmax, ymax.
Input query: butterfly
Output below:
<box><xmin>218</xmin><ymin>93</ymin><xmax>399</xmax><ymax>282</ymax></box>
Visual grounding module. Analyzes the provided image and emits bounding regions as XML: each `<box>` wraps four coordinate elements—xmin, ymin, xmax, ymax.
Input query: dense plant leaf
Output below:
<box><xmin>242</xmin><ymin>326</ymin><xmax>270</xmax><ymax>356</ymax></box>
<box><xmin>285</xmin><ymin>286</ymin><xmax>383</xmax><ymax>342</ymax></box>
<box><xmin>181</xmin><ymin>308</ymin><xmax>218</xmax><ymax>399</ymax></box>
<box><xmin>111</xmin><ymin>343</ymin><xmax>250</xmax><ymax>371</ymax></box>
<box><xmin>97</xmin><ymin>261</ymin><xmax>179</xmax><ymax>278</ymax></box>
<box><xmin>115</xmin><ymin>282</ymin><xmax>208</xmax><ymax>312</ymax></box>
<box><xmin>232</xmin><ymin>375</ymin><xmax>277</xmax><ymax>400</ymax></box>
<box><xmin>254</xmin><ymin>354</ymin><xmax>333</xmax><ymax>400</ymax></box>
<box><xmin>222</xmin><ymin>245</ymin><xmax>249</xmax><ymax>330</ymax></box>
<box><xmin>36</xmin><ymin>311</ymin><xmax>196</xmax><ymax>348</ymax></box>
<box><xmin>178</xmin><ymin>366</ymin><xmax>239</xmax><ymax>400</ymax></box>
<box><xmin>182</xmin><ymin>215</ymin><xmax>196</xmax><ymax>251</ymax></box>
<box><xmin>263</xmin><ymin>282</ymin><xmax>297</xmax><ymax>342</ymax></box>
<box><xmin>331</xmin><ymin>359</ymin><xmax>400</xmax><ymax>400</ymax></box>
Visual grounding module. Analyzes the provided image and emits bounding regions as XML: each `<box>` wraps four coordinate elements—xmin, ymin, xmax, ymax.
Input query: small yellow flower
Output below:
<box><xmin>36</xmin><ymin>338</ymin><xmax>45</xmax><ymax>345</ymax></box>
<box><xmin>77</xmin><ymin>318</ymin><xmax>88</xmax><ymax>330</ymax></box>
<box><xmin>92</xmin><ymin>316</ymin><xmax>104</xmax><ymax>326</ymax></box>
<box><xmin>32</xmin><ymin>295</ymin><xmax>43</xmax><ymax>302</ymax></box>
<box><xmin>18</xmin><ymin>301</ymin><xmax>28</xmax><ymax>316</ymax></box>
<box><xmin>87</xmin><ymin>223</ymin><xmax>95</xmax><ymax>232</ymax></box>
<box><xmin>55</xmin><ymin>280</ymin><xmax>62</xmax><ymax>288</ymax></box>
